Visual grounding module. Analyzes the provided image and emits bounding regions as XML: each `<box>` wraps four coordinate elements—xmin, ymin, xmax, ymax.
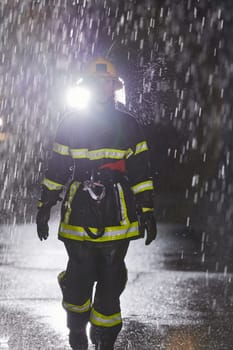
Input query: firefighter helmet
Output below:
<box><xmin>83</xmin><ymin>57</ymin><xmax>123</xmax><ymax>91</ymax></box>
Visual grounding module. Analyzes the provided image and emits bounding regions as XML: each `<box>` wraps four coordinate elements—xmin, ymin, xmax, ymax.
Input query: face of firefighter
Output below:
<box><xmin>91</xmin><ymin>77</ymin><xmax>115</xmax><ymax>105</ymax></box>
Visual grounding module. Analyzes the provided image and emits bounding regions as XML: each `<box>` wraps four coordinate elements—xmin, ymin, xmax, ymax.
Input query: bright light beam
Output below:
<box><xmin>115</xmin><ymin>77</ymin><xmax>126</xmax><ymax>105</ymax></box>
<box><xmin>66</xmin><ymin>86</ymin><xmax>91</xmax><ymax>109</ymax></box>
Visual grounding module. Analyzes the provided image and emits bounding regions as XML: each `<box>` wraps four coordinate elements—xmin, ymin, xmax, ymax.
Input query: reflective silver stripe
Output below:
<box><xmin>135</xmin><ymin>141</ymin><xmax>149</xmax><ymax>155</ymax></box>
<box><xmin>88</xmin><ymin>149</ymin><xmax>126</xmax><ymax>160</ymax></box>
<box><xmin>59</xmin><ymin>221</ymin><xmax>139</xmax><ymax>242</ymax></box>
<box><xmin>53</xmin><ymin>142</ymin><xmax>70</xmax><ymax>155</ymax></box>
<box><xmin>131</xmin><ymin>180</ymin><xmax>154</xmax><ymax>194</ymax></box>
<box><xmin>42</xmin><ymin>177</ymin><xmax>64</xmax><ymax>190</ymax></box>
<box><xmin>70</xmin><ymin>148</ymin><xmax>88</xmax><ymax>158</ymax></box>
<box><xmin>70</xmin><ymin>148</ymin><xmax>126</xmax><ymax>160</ymax></box>
<box><xmin>62</xmin><ymin>298</ymin><xmax>91</xmax><ymax>313</ymax></box>
<box><xmin>90</xmin><ymin>308</ymin><xmax>122</xmax><ymax>327</ymax></box>
<box><xmin>125</xmin><ymin>147</ymin><xmax>134</xmax><ymax>159</ymax></box>
<box><xmin>116</xmin><ymin>183</ymin><xmax>129</xmax><ymax>225</ymax></box>
<box><xmin>64</xmin><ymin>181</ymin><xmax>80</xmax><ymax>224</ymax></box>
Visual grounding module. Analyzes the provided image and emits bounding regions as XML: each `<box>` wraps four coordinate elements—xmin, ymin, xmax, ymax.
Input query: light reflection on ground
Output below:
<box><xmin>1</xmin><ymin>222</ymin><xmax>233</xmax><ymax>349</ymax></box>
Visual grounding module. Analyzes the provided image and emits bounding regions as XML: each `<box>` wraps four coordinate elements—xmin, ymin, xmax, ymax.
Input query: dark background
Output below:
<box><xmin>0</xmin><ymin>1</ymin><xmax>232</xmax><ymax>255</ymax></box>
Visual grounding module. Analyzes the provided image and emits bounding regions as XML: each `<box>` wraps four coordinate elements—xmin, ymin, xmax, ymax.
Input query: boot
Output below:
<box><xmin>69</xmin><ymin>327</ymin><xmax>88</xmax><ymax>350</ymax></box>
<box><xmin>90</xmin><ymin>324</ymin><xmax>120</xmax><ymax>350</ymax></box>
<box><xmin>67</xmin><ymin>310</ymin><xmax>90</xmax><ymax>350</ymax></box>
<box><xmin>91</xmin><ymin>329</ymin><xmax>115</xmax><ymax>350</ymax></box>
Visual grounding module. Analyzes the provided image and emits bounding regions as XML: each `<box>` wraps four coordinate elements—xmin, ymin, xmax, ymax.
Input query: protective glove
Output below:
<box><xmin>138</xmin><ymin>211</ymin><xmax>157</xmax><ymax>245</ymax></box>
<box><xmin>36</xmin><ymin>186</ymin><xmax>62</xmax><ymax>241</ymax></box>
<box><xmin>36</xmin><ymin>203</ymin><xmax>52</xmax><ymax>241</ymax></box>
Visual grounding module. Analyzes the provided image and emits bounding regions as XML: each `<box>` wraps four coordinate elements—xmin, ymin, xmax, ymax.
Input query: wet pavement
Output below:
<box><xmin>0</xmin><ymin>221</ymin><xmax>233</xmax><ymax>349</ymax></box>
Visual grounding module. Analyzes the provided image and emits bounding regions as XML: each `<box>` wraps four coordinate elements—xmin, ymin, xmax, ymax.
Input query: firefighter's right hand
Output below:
<box><xmin>36</xmin><ymin>205</ymin><xmax>51</xmax><ymax>241</ymax></box>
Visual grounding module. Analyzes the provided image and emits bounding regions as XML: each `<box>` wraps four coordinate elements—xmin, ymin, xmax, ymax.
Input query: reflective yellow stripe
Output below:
<box><xmin>125</xmin><ymin>147</ymin><xmax>134</xmax><ymax>159</ymax></box>
<box><xmin>57</xmin><ymin>270</ymin><xmax>66</xmax><ymax>284</ymax></box>
<box><xmin>58</xmin><ymin>221</ymin><xmax>139</xmax><ymax>242</ymax></box>
<box><xmin>131</xmin><ymin>180</ymin><xmax>153</xmax><ymax>194</ymax></box>
<box><xmin>53</xmin><ymin>142</ymin><xmax>70</xmax><ymax>156</ymax></box>
<box><xmin>70</xmin><ymin>148</ymin><xmax>88</xmax><ymax>159</ymax></box>
<box><xmin>70</xmin><ymin>148</ymin><xmax>127</xmax><ymax>160</ymax></box>
<box><xmin>90</xmin><ymin>308</ymin><xmax>122</xmax><ymax>327</ymax></box>
<box><xmin>142</xmin><ymin>207</ymin><xmax>154</xmax><ymax>213</ymax></box>
<box><xmin>117</xmin><ymin>183</ymin><xmax>130</xmax><ymax>225</ymax></box>
<box><xmin>88</xmin><ymin>149</ymin><xmax>126</xmax><ymax>160</ymax></box>
<box><xmin>37</xmin><ymin>200</ymin><xmax>43</xmax><ymax>208</ymax></box>
<box><xmin>62</xmin><ymin>298</ymin><xmax>91</xmax><ymax>313</ymax></box>
<box><xmin>135</xmin><ymin>141</ymin><xmax>149</xmax><ymax>155</ymax></box>
<box><xmin>64</xmin><ymin>181</ymin><xmax>80</xmax><ymax>224</ymax></box>
<box><xmin>42</xmin><ymin>177</ymin><xmax>64</xmax><ymax>190</ymax></box>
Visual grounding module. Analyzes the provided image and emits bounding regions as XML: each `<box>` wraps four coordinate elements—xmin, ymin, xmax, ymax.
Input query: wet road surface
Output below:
<box><xmin>0</xmin><ymin>221</ymin><xmax>233</xmax><ymax>349</ymax></box>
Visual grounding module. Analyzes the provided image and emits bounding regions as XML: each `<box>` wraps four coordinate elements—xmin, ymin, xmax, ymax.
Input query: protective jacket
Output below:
<box><xmin>41</xmin><ymin>104</ymin><xmax>154</xmax><ymax>243</ymax></box>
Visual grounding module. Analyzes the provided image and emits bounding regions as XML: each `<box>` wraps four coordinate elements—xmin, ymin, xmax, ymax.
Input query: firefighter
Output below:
<box><xmin>36</xmin><ymin>57</ymin><xmax>157</xmax><ymax>350</ymax></box>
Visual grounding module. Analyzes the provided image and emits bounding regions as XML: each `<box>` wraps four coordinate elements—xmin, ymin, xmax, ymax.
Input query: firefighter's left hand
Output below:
<box><xmin>36</xmin><ymin>205</ymin><xmax>51</xmax><ymax>241</ymax></box>
<box><xmin>139</xmin><ymin>212</ymin><xmax>157</xmax><ymax>245</ymax></box>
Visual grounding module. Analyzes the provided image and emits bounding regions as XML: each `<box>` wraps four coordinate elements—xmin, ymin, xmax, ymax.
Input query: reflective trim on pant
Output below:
<box><xmin>90</xmin><ymin>308</ymin><xmax>122</xmax><ymax>327</ymax></box>
<box><xmin>62</xmin><ymin>298</ymin><xmax>92</xmax><ymax>313</ymax></box>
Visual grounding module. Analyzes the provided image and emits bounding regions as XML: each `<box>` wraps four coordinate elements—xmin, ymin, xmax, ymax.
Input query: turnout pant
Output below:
<box><xmin>58</xmin><ymin>239</ymin><xmax>129</xmax><ymax>344</ymax></box>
